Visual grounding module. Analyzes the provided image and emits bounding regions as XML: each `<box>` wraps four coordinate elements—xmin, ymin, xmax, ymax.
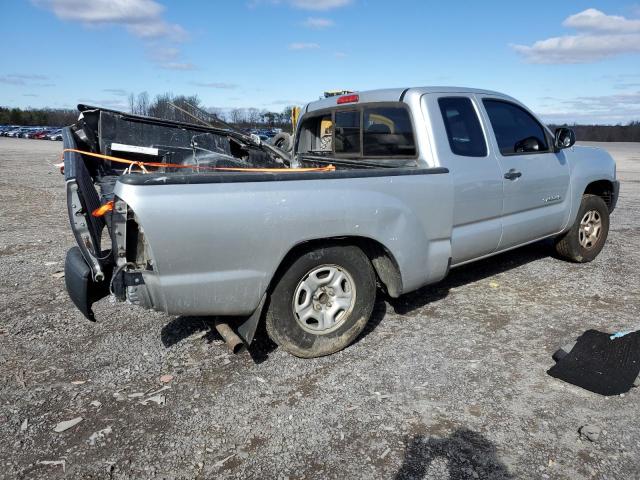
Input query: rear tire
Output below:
<box><xmin>265</xmin><ymin>245</ymin><xmax>376</xmax><ymax>358</ymax></box>
<box><xmin>272</xmin><ymin>132</ymin><xmax>292</xmax><ymax>152</ymax></box>
<box><xmin>555</xmin><ymin>194</ymin><xmax>610</xmax><ymax>263</ymax></box>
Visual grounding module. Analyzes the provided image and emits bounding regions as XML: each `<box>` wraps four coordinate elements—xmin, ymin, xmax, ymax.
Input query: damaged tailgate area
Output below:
<box><xmin>68</xmin><ymin>104</ymin><xmax>287</xmax><ymax>198</ymax></box>
<box><xmin>63</xmin><ymin>105</ymin><xmax>288</xmax><ymax>320</ymax></box>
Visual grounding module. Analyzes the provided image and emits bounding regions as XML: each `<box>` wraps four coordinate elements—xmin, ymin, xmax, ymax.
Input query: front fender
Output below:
<box><xmin>563</xmin><ymin>145</ymin><xmax>617</xmax><ymax>230</ymax></box>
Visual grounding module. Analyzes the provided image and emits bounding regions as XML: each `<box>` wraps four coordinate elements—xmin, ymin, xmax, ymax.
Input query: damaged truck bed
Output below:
<box><xmin>63</xmin><ymin>88</ymin><xmax>618</xmax><ymax>358</ymax></box>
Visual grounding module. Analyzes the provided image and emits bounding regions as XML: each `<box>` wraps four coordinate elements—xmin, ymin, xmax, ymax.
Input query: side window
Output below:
<box><xmin>334</xmin><ymin>110</ymin><xmax>360</xmax><ymax>154</ymax></box>
<box><xmin>363</xmin><ymin>107</ymin><xmax>416</xmax><ymax>156</ymax></box>
<box><xmin>438</xmin><ymin>97</ymin><xmax>487</xmax><ymax>157</ymax></box>
<box><xmin>483</xmin><ymin>99</ymin><xmax>549</xmax><ymax>155</ymax></box>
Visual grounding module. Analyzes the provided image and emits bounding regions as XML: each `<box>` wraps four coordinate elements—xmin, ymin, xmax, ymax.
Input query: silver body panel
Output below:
<box><xmin>113</xmin><ymin>87</ymin><xmax>617</xmax><ymax>316</ymax></box>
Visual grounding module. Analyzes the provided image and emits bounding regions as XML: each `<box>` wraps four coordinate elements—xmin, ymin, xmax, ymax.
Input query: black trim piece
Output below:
<box><xmin>65</xmin><ymin>246</ymin><xmax>111</xmax><ymax>321</ymax></box>
<box><xmin>118</xmin><ymin>167</ymin><xmax>449</xmax><ymax>186</ymax></box>
<box><xmin>399</xmin><ymin>88</ymin><xmax>410</xmax><ymax>102</ymax></box>
<box><xmin>77</xmin><ymin>105</ymin><xmax>273</xmax><ymax>154</ymax></box>
<box><xmin>300</xmin><ymin>154</ymin><xmax>414</xmax><ymax>169</ymax></box>
<box><xmin>610</xmin><ymin>180</ymin><xmax>620</xmax><ymax>213</ymax></box>
<box><xmin>78</xmin><ymin>104</ymin><xmax>234</xmax><ymax>136</ymax></box>
<box><xmin>237</xmin><ymin>293</ymin><xmax>267</xmax><ymax>345</ymax></box>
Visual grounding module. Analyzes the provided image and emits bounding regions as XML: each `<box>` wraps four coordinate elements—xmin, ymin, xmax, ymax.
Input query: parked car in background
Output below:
<box><xmin>0</xmin><ymin>126</ymin><xmax>19</xmax><ymax>135</ymax></box>
<box><xmin>20</xmin><ymin>128</ymin><xmax>39</xmax><ymax>138</ymax></box>
<box><xmin>25</xmin><ymin>128</ymin><xmax>45</xmax><ymax>139</ymax></box>
<box><xmin>34</xmin><ymin>129</ymin><xmax>52</xmax><ymax>139</ymax></box>
<box><xmin>7</xmin><ymin>127</ymin><xmax>30</xmax><ymax>137</ymax></box>
<box><xmin>47</xmin><ymin>129</ymin><xmax>63</xmax><ymax>141</ymax></box>
<box><xmin>62</xmin><ymin>87</ymin><xmax>619</xmax><ymax>358</ymax></box>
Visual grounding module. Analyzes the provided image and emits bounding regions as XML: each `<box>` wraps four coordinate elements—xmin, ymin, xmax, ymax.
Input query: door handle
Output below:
<box><xmin>504</xmin><ymin>169</ymin><xmax>522</xmax><ymax>180</ymax></box>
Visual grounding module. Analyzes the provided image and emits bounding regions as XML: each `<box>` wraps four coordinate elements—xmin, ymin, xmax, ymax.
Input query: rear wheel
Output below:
<box><xmin>265</xmin><ymin>245</ymin><xmax>376</xmax><ymax>358</ymax></box>
<box><xmin>555</xmin><ymin>194</ymin><xmax>610</xmax><ymax>263</ymax></box>
<box><xmin>272</xmin><ymin>132</ymin><xmax>292</xmax><ymax>152</ymax></box>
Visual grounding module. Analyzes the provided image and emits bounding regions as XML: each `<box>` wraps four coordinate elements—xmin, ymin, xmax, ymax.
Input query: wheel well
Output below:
<box><xmin>269</xmin><ymin>237</ymin><xmax>403</xmax><ymax>298</ymax></box>
<box><xmin>584</xmin><ymin>180</ymin><xmax>615</xmax><ymax>211</ymax></box>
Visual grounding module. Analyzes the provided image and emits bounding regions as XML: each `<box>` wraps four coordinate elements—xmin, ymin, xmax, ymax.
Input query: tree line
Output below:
<box><xmin>0</xmin><ymin>106</ymin><xmax>77</xmax><ymax>127</ymax></box>
<box><xmin>550</xmin><ymin>122</ymin><xmax>640</xmax><ymax>143</ymax></box>
<box><xmin>2</xmin><ymin>98</ymin><xmax>640</xmax><ymax>142</ymax></box>
<box><xmin>127</xmin><ymin>92</ymin><xmax>294</xmax><ymax>131</ymax></box>
<box><xmin>0</xmin><ymin>92</ymin><xmax>296</xmax><ymax>131</ymax></box>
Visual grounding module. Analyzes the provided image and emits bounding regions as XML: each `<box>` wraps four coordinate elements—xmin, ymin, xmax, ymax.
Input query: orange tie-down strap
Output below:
<box><xmin>61</xmin><ymin>148</ymin><xmax>335</xmax><ymax>173</ymax></box>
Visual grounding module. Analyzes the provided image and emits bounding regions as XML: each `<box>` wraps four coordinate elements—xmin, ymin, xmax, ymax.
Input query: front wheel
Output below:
<box><xmin>265</xmin><ymin>245</ymin><xmax>376</xmax><ymax>358</ymax></box>
<box><xmin>555</xmin><ymin>194</ymin><xmax>610</xmax><ymax>263</ymax></box>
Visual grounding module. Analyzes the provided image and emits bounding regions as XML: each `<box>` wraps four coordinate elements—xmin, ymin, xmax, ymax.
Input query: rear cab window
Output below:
<box><xmin>335</xmin><ymin>110</ymin><xmax>360</xmax><ymax>154</ymax></box>
<box><xmin>363</xmin><ymin>107</ymin><xmax>416</xmax><ymax>156</ymax></box>
<box><xmin>296</xmin><ymin>103</ymin><xmax>417</xmax><ymax>161</ymax></box>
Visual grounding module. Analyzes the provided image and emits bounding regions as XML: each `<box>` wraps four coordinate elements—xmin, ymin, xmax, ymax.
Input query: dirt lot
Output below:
<box><xmin>0</xmin><ymin>137</ymin><xmax>638</xmax><ymax>479</ymax></box>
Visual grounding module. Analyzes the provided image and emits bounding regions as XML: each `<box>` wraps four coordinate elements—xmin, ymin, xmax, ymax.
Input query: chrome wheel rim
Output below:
<box><xmin>578</xmin><ymin>210</ymin><xmax>602</xmax><ymax>250</ymax></box>
<box><xmin>292</xmin><ymin>264</ymin><xmax>356</xmax><ymax>335</ymax></box>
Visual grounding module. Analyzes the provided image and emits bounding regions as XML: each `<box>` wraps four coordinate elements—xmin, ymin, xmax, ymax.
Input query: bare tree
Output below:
<box><xmin>247</xmin><ymin>108</ymin><xmax>261</xmax><ymax>126</ymax></box>
<box><xmin>128</xmin><ymin>93</ymin><xmax>136</xmax><ymax>114</ymax></box>
<box><xmin>229</xmin><ymin>108</ymin><xmax>244</xmax><ymax>125</ymax></box>
<box><xmin>137</xmin><ymin>92</ymin><xmax>150</xmax><ymax>116</ymax></box>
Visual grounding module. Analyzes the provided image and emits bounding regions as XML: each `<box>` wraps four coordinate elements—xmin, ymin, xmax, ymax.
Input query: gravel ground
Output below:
<box><xmin>0</xmin><ymin>137</ymin><xmax>639</xmax><ymax>480</ymax></box>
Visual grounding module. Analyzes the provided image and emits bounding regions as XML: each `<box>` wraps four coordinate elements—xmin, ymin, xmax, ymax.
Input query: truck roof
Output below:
<box><xmin>304</xmin><ymin>86</ymin><xmax>511</xmax><ymax>113</ymax></box>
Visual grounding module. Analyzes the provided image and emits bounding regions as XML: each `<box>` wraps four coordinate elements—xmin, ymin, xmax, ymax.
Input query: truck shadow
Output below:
<box><xmin>395</xmin><ymin>428</ymin><xmax>513</xmax><ymax>479</ymax></box>
<box><xmin>387</xmin><ymin>239</ymin><xmax>553</xmax><ymax>316</ymax></box>
<box><xmin>160</xmin><ymin>313</ymin><xmax>279</xmax><ymax>364</ymax></box>
<box><xmin>161</xmin><ymin>240</ymin><xmax>554</xmax><ymax>362</ymax></box>
<box><xmin>160</xmin><ymin>317</ymin><xmax>220</xmax><ymax>347</ymax></box>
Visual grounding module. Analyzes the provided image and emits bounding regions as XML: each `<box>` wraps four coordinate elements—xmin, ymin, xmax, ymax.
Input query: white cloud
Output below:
<box><xmin>34</xmin><ymin>0</ymin><xmax>192</xmax><ymax>69</ymax></box>
<box><xmin>303</xmin><ymin>17</ymin><xmax>334</xmax><ymax>29</ymax></box>
<box><xmin>288</xmin><ymin>42</ymin><xmax>320</xmax><ymax>50</ymax></box>
<box><xmin>512</xmin><ymin>34</ymin><xmax>640</xmax><ymax>64</ymax></box>
<box><xmin>33</xmin><ymin>0</ymin><xmax>187</xmax><ymax>41</ymax></box>
<box><xmin>512</xmin><ymin>9</ymin><xmax>640</xmax><ymax>64</ymax></box>
<box><xmin>0</xmin><ymin>74</ymin><xmax>53</xmax><ymax>87</ymax></box>
<box><xmin>146</xmin><ymin>45</ymin><xmax>181</xmax><ymax>62</ymax></box>
<box><xmin>249</xmin><ymin>0</ymin><xmax>352</xmax><ymax>10</ymax></box>
<box><xmin>158</xmin><ymin>62</ymin><xmax>196</xmax><ymax>71</ymax></box>
<box><xmin>192</xmin><ymin>82</ymin><xmax>239</xmax><ymax>89</ymax></box>
<box><xmin>77</xmin><ymin>97</ymin><xmax>129</xmax><ymax>109</ymax></box>
<box><xmin>128</xmin><ymin>22</ymin><xmax>187</xmax><ymax>41</ymax></box>
<box><xmin>290</xmin><ymin>0</ymin><xmax>351</xmax><ymax>10</ymax></box>
<box><xmin>102</xmin><ymin>88</ymin><xmax>128</xmax><ymax>96</ymax></box>
<box><xmin>563</xmin><ymin>8</ymin><xmax>640</xmax><ymax>33</ymax></box>
<box><xmin>538</xmin><ymin>91</ymin><xmax>640</xmax><ymax>124</ymax></box>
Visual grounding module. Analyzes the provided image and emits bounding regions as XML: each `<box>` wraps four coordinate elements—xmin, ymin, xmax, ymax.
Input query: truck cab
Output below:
<box><xmin>294</xmin><ymin>87</ymin><xmax>618</xmax><ymax>266</ymax></box>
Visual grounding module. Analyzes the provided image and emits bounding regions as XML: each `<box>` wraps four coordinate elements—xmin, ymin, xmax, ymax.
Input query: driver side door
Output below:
<box><xmin>479</xmin><ymin>97</ymin><xmax>571</xmax><ymax>250</ymax></box>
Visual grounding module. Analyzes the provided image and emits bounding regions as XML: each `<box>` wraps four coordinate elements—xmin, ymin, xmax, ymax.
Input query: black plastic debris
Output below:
<box><xmin>548</xmin><ymin>329</ymin><xmax>640</xmax><ymax>396</ymax></box>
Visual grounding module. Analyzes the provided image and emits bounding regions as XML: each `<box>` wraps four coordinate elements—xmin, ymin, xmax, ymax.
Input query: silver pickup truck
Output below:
<box><xmin>63</xmin><ymin>87</ymin><xmax>619</xmax><ymax>358</ymax></box>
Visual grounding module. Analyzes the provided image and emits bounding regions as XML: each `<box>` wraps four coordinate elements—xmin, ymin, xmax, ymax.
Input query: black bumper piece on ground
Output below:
<box><xmin>65</xmin><ymin>246</ymin><xmax>111</xmax><ymax>321</ymax></box>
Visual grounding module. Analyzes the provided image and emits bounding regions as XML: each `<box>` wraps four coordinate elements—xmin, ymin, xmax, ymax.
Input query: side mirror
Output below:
<box><xmin>555</xmin><ymin>127</ymin><xmax>575</xmax><ymax>150</ymax></box>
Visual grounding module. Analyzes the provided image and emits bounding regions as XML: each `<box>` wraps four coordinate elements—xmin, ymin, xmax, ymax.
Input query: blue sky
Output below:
<box><xmin>1</xmin><ymin>0</ymin><xmax>640</xmax><ymax>124</ymax></box>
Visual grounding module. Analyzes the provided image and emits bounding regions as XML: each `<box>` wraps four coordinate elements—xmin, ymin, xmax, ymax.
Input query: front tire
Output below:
<box><xmin>555</xmin><ymin>194</ymin><xmax>610</xmax><ymax>263</ymax></box>
<box><xmin>265</xmin><ymin>245</ymin><xmax>376</xmax><ymax>358</ymax></box>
